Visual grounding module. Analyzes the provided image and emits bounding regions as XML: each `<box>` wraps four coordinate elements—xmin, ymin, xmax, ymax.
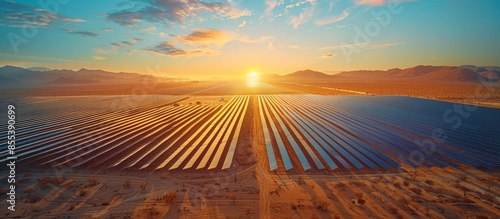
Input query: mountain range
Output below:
<box><xmin>0</xmin><ymin>65</ymin><xmax>161</xmax><ymax>88</ymax></box>
<box><xmin>1</xmin><ymin>65</ymin><xmax>499</xmax><ymax>89</ymax></box>
<box><xmin>274</xmin><ymin>65</ymin><xmax>500</xmax><ymax>83</ymax></box>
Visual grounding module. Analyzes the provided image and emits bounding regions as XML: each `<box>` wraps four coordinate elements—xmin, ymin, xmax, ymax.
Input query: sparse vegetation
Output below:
<box><xmin>228</xmin><ymin>193</ymin><xmax>237</xmax><ymax>204</ymax></box>
<box><xmin>78</xmin><ymin>189</ymin><xmax>88</xmax><ymax>197</ymax></box>
<box><xmin>87</xmin><ymin>178</ymin><xmax>97</xmax><ymax>187</ymax></box>
<box><xmin>140</xmin><ymin>181</ymin><xmax>148</xmax><ymax>193</ymax></box>
<box><xmin>123</xmin><ymin>180</ymin><xmax>130</xmax><ymax>188</ymax></box>
<box><xmin>316</xmin><ymin>200</ymin><xmax>330</xmax><ymax>212</ymax></box>
<box><xmin>163</xmin><ymin>192</ymin><xmax>178</xmax><ymax>204</ymax></box>
<box><xmin>244</xmin><ymin>206</ymin><xmax>253</xmax><ymax>215</ymax></box>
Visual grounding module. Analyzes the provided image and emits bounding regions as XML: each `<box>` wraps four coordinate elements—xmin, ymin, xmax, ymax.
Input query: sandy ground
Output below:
<box><xmin>5</xmin><ymin>80</ymin><xmax>498</xmax><ymax>108</ymax></box>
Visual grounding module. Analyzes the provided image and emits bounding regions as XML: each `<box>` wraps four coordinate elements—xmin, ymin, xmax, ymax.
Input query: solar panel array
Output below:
<box><xmin>259</xmin><ymin>95</ymin><xmax>500</xmax><ymax>171</ymax></box>
<box><xmin>0</xmin><ymin>95</ymin><xmax>249</xmax><ymax>171</ymax></box>
<box><xmin>1</xmin><ymin>94</ymin><xmax>498</xmax><ymax>172</ymax></box>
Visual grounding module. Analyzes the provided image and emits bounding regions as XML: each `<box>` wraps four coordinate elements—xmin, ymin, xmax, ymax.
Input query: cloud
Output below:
<box><xmin>111</xmin><ymin>38</ymin><xmax>143</xmax><ymax>50</ymax></box>
<box><xmin>64</xmin><ymin>29</ymin><xmax>99</xmax><ymax>37</ymax></box>
<box><xmin>0</xmin><ymin>0</ymin><xmax>85</xmax><ymax>28</ymax></box>
<box><xmin>144</xmin><ymin>29</ymin><xmax>275</xmax><ymax>57</ymax></box>
<box><xmin>355</xmin><ymin>0</ymin><xmax>387</xmax><ymax>5</ymax></box>
<box><xmin>319</xmin><ymin>41</ymin><xmax>411</xmax><ymax>50</ymax></box>
<box><xmin>140</xmin><ymin>27</ymin><xmax>157</xmax><ymax>32</ymax></box>
<box><xmin>178</xmin><ymin>29</ymin><xmax>230</xmax><ymax>46</ymax></box>
<box><xmin>355</xmin><ymin>0</ymin><xmax>415</xmax><ymax>6</ymax></box>
<box><xmin>105</xmin><ymin>11</ymin><xmax>142</xmax><ymax>27</ymax></box>
<box><xmin>94</xmin><ymin>38</ymin><xmax>143</xmax><ymax>55</ymax></box>
<box><xmin>288</xmin><ymin>0</ymin><xmax>317</xmax><ymax>29</ymax></box>
<box><xmin>263</xmin><ymin>0</ymin><xmax>284</xmax><ymax>19</ymax></box>
<box><xmin>267</xmin><ymin>42</ymin><xmax>275</xmax><ymax>50</ymax></box>
<box><xmin>315</xmin><ymin>8</ymin><xmax>351</xmax><ymax>26</ymax></box>
<box><xmin>92</xmin><ymin>56</ymin><xmax>106</xmax><ymax>60</ymax></box>
<box><xmin>143</xmin><ymin>42</ymin><xmax>206</xmax><ymax>57</ymax></box>
<box><xmin>160</xmin><ymin>32</ymin><xmax>173</xmax><ymax>37</ymax></box>
<box><xmin>238</xmin><ymin>20</ymin><xmax>247</xmax><ymax>28</ymax></box>
<box><xmin>288</xmin><ymin>45</ymin><xmax>308</xmax><ymax>49</ymax></box>
<box><xmin>365</xmin><ymin>41</ymin><xmax>411</xmax><ymax>49</ymax></box>
<box><xmin>102</xmin><ymin>28</ymin><xmax>115</xmax><ymax>32</ymax></box>
<box><xmin>322</xmin><ymin>53</ymin><xmax>336</xmax><ymax>58</ymax></box>
<box><xmin>106</xmin><ymin>0</ymin><xmax>251</xmax><ymax>27</ymax></box>
<box><xmin>319</xmin><ymin>43</ymin><xmax>367</xmax><ymax>50</ymax></box>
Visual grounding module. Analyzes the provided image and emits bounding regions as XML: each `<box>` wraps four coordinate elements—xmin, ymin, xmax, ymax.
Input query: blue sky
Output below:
<box><xmin>0</xmin><ymin>0</ymin><xmax>499</xmax><ymax>78</ymax></box>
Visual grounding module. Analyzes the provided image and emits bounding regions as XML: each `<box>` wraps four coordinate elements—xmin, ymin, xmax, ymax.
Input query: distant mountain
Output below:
<box><xmin>0</xmin><ymin>65</ymin><xmax>166</xmax><ymax>89</ymax></box>
<box><xmin>49</xmin><ymin>76</ymin><xmax>99</xmax><ymax>85</ymax></box>
<box><xmin>332</xmin><ymin>65</ymin><xmax>499</xmax><ymax>83</ymax></box>
<box><xmin>417</xmin><ymin>66</ymin><xmax>479</xmax><ymax>82</ymax></box>
<box><xmin>27</xmin><ymin>67</ymin><xmax>52</xmax><ymax>72</ymax></box>
<box><xmin>285</xmin><ymin>69</ymin><xmax>333</xmax><ymax>79</ymax></box>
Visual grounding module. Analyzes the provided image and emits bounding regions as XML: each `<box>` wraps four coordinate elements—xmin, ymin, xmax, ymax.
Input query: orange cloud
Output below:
<box><xmin>322</xmin><ymin>53</ymin><xmax>336</xmax><ymax>58</ymax></box>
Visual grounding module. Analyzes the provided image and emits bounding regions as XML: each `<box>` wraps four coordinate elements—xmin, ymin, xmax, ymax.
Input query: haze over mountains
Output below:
<box><xmin>0</xmin><ymin>65</ymin><xmax>160</xmax><ymax>88</ymax></box>
<box><xmin>0</xmin><ymin>65</ymin><xmax>499</xmax><ymax>90</ymax></box>
<box><xmin>276</xmin><ymin>65</ymin><xmax>500</xmax><ymax>83</ymax></box>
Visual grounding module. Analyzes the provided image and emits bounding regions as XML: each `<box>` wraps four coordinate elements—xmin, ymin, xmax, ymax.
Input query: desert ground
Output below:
<box><xmin>6</xmin><ymin>79</ymin><xmax>500</xmax><ymax>108</ymax></box>
<box><xmin>1</xmin><ymin>81</ymin><xmax>499</xmax><ymax>219</ymax></box>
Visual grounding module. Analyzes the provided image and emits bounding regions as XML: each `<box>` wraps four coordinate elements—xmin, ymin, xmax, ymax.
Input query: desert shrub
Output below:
<box><xmin>78</xmin><ymin>189</ymin><xmax>88</xmax><ymax>197</ymax></box>
<box><xmin>245</xmin><ymin>206</ymin><xmax>253</xmax><ymax>215</ymax></box>
<box><xmin>87</xmin><ymin>178</ymin><xmax>97</xmax><ymax>187</ymax></box>
<box><xmin>27</xmin><ymin>196</ymin><xmax>42</xmax><ymax>203</ymax></box>
<box><xmin>389</xmin><ymin>207</ymin><xmax>399</xmax><ymax>214</ymax></box>
<box><xmin>164</xmin><ymin>192</ymin><xmax>178</xmax><ymax>203</ymax></box>
<box><xmin>358</xmin><ymin>198</ymin><xmax>366</xmax><ymax>205</ymax></box>
<box><xmin>228</xmin><ymin>193</ymin><xmax>237</xmax><ymax>204</ymax></box>
<box><xmin>394</xmin><ymin>182</ymin><xmax>402</xmax><ymax>189</ymax></box>
<box><xmin>410</xmin><ymin>187</ymin><xmax>422</xmax><ymax>196</ymax></box>
<box><xmin>403</xmin><ymin>180</ymin><xmax>410</xmax><ymax>187</ymax></box>
<box><xmin>23</xmin><ymin>187</ymin><xmax>35</xmax><ymax>196</ymax></box>
<box><xmin>140</xmin><ymin>181</ymin><xmax>148</xmax><ymax>193</ymax></box>
<box><xmin>316</xmin><ymin>201</ymin><xmax>330</xmax><ymax>212</ymax></box>
<box><xmin>123</xmin><ymin>180</ymin><xmax>130</xmax><ymax>188</ymax></box>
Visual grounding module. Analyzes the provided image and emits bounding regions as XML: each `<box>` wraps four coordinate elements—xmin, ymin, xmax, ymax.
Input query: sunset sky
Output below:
<box><xmin>1</xmin><ymin>0</ymin><xmax>499</xmax><ymax>79</ymax></box>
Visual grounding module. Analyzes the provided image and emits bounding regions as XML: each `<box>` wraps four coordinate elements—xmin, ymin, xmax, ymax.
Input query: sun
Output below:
<box><xmin>246</xmin><ymin>71</ymin><xmax>260</xmax><ymax>87</ymax></box>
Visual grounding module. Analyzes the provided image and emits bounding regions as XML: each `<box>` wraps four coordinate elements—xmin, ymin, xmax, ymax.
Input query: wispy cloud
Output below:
<box><xmin>143</xmin><ymin>42</ymin><xmax>207</xmax><ymax>57</ymax></box>
<box><xmin>355</xmin><ymin>0</ymin><xmax>415</xmax><ymax>6</ymax></box>
<box><xmin>288</xmin><ymin>0</ymin><xmax>316</xmax><ymax>29</ymax></box>
<box><xmin>106</xmin><ymin>0</ymin><xmax>251</xmax><ymax>27</ymax></box>
<box><xmin>262</xmin><ymin>0</ymin><xmax>284</xmax><ymax>19</ymax></box>
<box><xmin>102</xmin><ymin>28</ymin><xmax>115</xmax><ymax>32</ymax></box>
<box><xmin>0</xmin><ymin>0</ymin><xmax>85</xmax><ymax>28</ymax></box>
<box><xmin>355</xmin><ymin>0</ymin><xmax>387</xmax><ymax>6</ymax></box>
<box><xmin>64</xmin><ymin>29</ymin><xmax>99</xmax><ymax>37</ymax></box>
<box><xmin>315</xmin><ymin>8</ymin><xmax>351</xmax><ymax>26</ymax></box>
<box><xmin>178</xmin><ymin>29</ymin><xmax>230</xmax><ymax>46</ymax></box>
<box><xmin>144</xmin><ymin>29</ymin><xmax>275</xmax><ymax>57</ymax></box>
<box><xmin>92</xmin><ymin>56</ymin><xmax>106</xmax><ymax>60</ymax></box>
<box><xmin>322</xmin><ymin>53</ymin><xmax>336</xmax><ymax>58</ymax></box>
<box><xmin>365</xmin><ymin>41</ymin><xmax>412</xmax><ymax>49</ymax></box>
<box><xmin>288</xmin><ymin>45</ymin><xmax>308</xmax><ymax>49</ymax></box>
<box><xmin>319</xmin><ymin>41</ymin><xmax>411</xmax><ymax>50</ymax></box>
<box><xmin>111</xmin><ymin>38</ymin><xmax>143</xmax><ymax>50</ymax></box>
<box><xmin>94</xmin><ymin>38</ymin><xmax>143</xmax><ymax>55</ymax></box>
<box><xmin>238</xmin><ymin>20</ymin><xmax>247</xmax><ymax>28</ymax></box>
<box><xmin>140</xmin><ymin>27</ymin><xmax>157</xmax><ymax>32</ymax></box>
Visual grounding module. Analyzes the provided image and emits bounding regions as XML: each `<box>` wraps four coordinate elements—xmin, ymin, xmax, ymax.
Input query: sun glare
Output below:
<box><xmin>246</xmin><ymin>71</ymin><xmax>260</xmax><ymax>87</ymax></box>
